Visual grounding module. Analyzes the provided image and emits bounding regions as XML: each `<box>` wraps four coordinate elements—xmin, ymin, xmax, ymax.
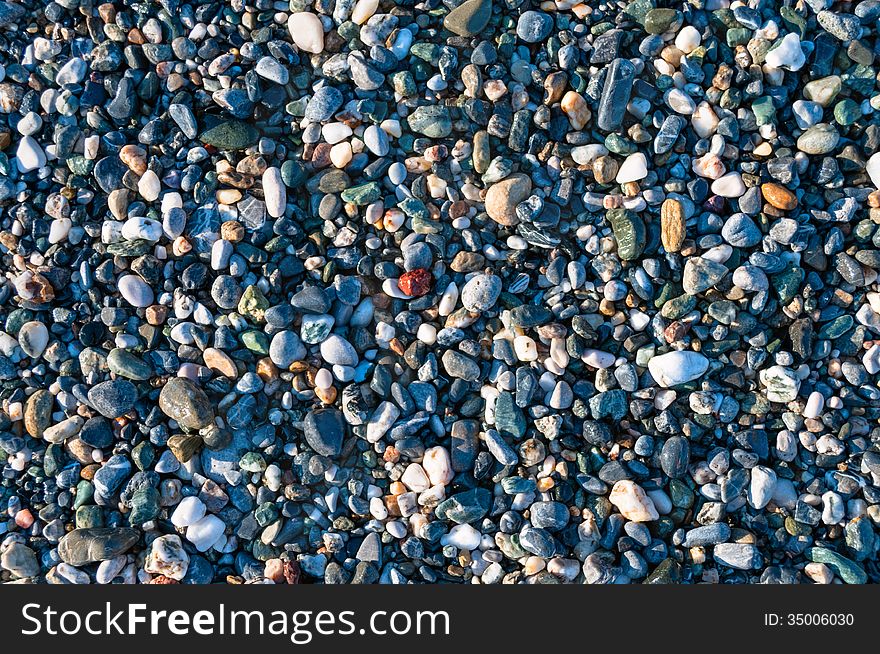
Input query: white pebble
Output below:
<box><xmin>288</xmin><ymin>12</ymin><xmax>325</xmax><ymax>54</ymax></box>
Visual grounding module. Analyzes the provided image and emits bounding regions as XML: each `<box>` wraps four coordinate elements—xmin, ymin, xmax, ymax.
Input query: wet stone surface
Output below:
<box><xmin>0</xmin><ymin>0</ymin><xmax>879</xmax><ymax>586</ymax></box>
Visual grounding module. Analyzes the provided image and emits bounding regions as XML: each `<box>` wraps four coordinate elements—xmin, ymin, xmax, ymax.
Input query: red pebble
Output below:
<box><xmin>149</xmin><ymin>575</ymin><xmax>179</xmax><ymax>584</ymax></box>
<box><xmin>283</xmin><ymin>560</ymin><xmax>302</xmax><ymax>585</ymax></box>
<box><xmin>398</xmin><ymin>269</ymin><xmax>433</xmax><ymax>297</ymax></box>
<box><xmin>15</xmin><ymin>509</ymin><xmax>34</xmax><ymax>529</ymax></box>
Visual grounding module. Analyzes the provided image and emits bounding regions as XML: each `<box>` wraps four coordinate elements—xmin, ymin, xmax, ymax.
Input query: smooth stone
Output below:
<box><xmin>107</xmin><ymin>348</ymin><xmax>152</xmax><ymax>380</ymax></box>
<box><xmin>320</xmin><ymin>333</ymin><xmax>358</xmax><ymax>366</ymax></box>
<box><xmin>303</xmin><ymin>407</ymin><xmax>347</xmax><ymax>457</ymax></box>
<box><xmin>57</xmin><ymin>528</ymin><xmax>139</xmax><ymax>566</ymax></box>
<box><xmin>288</xmin><ymin>12</ymin><xmax>325</xmax><ymax>54</ymax></box>
<box><xmin>797</xmin><ymin>123</ymin><xmax>839</xmax><ymax>155</ymax></box>
<box><xmin>485</xmin><ymin>174</ymin><xmax>531</xmax><ymax>226</ymax></box>
<box><xmin>186</xmin><ymin>515</ymin><xmax>226</xmax><ymax>552</ymax></box>
<box><xmin>597</xmin><ymin>58</ymin><xmax>636</xmax><ymax>132</ymax></box>
<box><xmin>262</xmin><ymin>167</ymin><xmax>286</xmax><ymax>218</ymax></box>
<box><xmin>460</xmin><ymin>273</ymin><xmax>502</xmax><ymax>311</ymax></box>
<box><xmin>748</xmin><ymin>465</ymin><xmax>777</xmax><ymax>509</ymax></box>
<box><xmin>713</xmin><ymin>543</ymin><xmax>761</xmax><ymax>570</ymax></box>
<box><xmin>648</xmin><ymin>351</ymin><xmax>710</xmax><ymax>387</ymax></box>
<box><xmin>16</xmin><ymin>135</ymin><xmax>46</xmax><ymax>172</ymax></box>
<box><xmin>407</xmin><ymin>105</ymin><xmax>452</xmax><ymax>138</ymax></box>
<box><xmin>443</xmin><ymin>0</ymin><xmax>492</xmax><ymax>37</ymax></box>
<box><xmin>721</xmin><ymin>213</ymin><xmax>761</xmax><ymax>247</ymax></box>
<box><xmin>269</xmin><ymin>330</ymin><xmax>306</xmax><ymax>368</ymax></box>
<box><xmin>305</xmin><ymin>86</ymin><xmax>344</xmax><ymax>122</ymax></box>
<box><xmin>660</xmin><ymin>436</ymin><xmax>689</xmax><ymax>478</ymax></box>
<box><xmin>516</xmin><ymin>11</ymin><xmax>553</xmax><ymax>43</ymax></box>
<box><xmin>87</xmin><ymin>379</ymin><xmax>137</xmax><ymax>418</ymax></box>
<box><xmin>683</xmin><ymin>257</ymin><xmax>728</xmax><ymax>294</ymax></box>
<box><xmin>159</xmin><ymin>377</ymin><xmax>215</xmax><ymax>429</ymax></box>
<box><xmin>615</xmin><ymin>152</ymin><xmax>648</xmax><ymax>184</ymax></box>
<box><xmin>18</xmin><ymin>320</ymin><xmax>48</xmax><ymax>358</ymax></box>
<box><xmin>609</xmin><ymin>480</ymin><xmax>659</xmax><ymax>522</ymax></box>
<box><xmin>118</xmin><ymin>274</ymin><xmax>154</xmax><ymax>307</ymax></box>
<box><xmin>199</xmin><ymin>120</ymin><xmax>259</xmax><ymax>150</ymax></box>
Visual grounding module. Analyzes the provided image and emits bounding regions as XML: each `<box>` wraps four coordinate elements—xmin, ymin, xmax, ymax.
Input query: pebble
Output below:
<box><xmin>485</xmin><ymin>174</ymin><xmax>532</xmax><ymax>226</ymax></box>
<box><xmin>609</xmin><ymin>481</ymin><xmax>659</xmax><ymax>522</ymax></box>
<box><xmin>144</xmin><ymin>534</ymin><xmax>189</xmax><ymax>581</ymax></box>
<box><xmin>648</xmin><ymin>351</ymin><xmax>710</xmax><ymax>387</ymax></box>
<box><xmin>615</xmin><ymin>153</ymin><xmax>648</xmax><ymax>184</ymax></box>
<box><xmin>764</xmin><ymin>33</ymin><xmax>805</xmax><ymax>71</ymax></box>
<box><xmin>460</xmin><ymin>274</ymin><xmax>502</xmax><ymax>312</ymax></box>
<box><xmin>159</xmin><ymin>377</ymin><xmax>215</xmax><ymax>430</ymax></box>
<box><xmin>516</xmin><ymin>11</ymin><xmax>553</xmax><ymax>43</ymax></box>
<box><xmin>303</xmin><ymin>408</ymin><xmax>346</xmax><ymax>457</ymax></box>
<box><xmin>57</xmin><ymin>528</ymin><xmax>139</xmax><ymax>566</ymax></box>
<box><xmin>262</xmin><ymin>167</ymin><xmax>286</xmax><ymax>218</ymax></box>
<box><xmin>186</xmin><ymin>515</ymin><xmax>226</xmax><ymax>552</ymax></box>
<box><xmin>444</xmin><ymin>0</ymin><xmax>492</xmax><ymax>37</ymax></box>
<box><xmin>118</xmin><ymin>275</ymin><xmax>154</xmax><ymax>308</ymax></box>
<box><xmin>288</xmin><ymin>12</ymin><xmax>325</xmax><ymax>54</ymax></box>
<box><xmin>18</xmin><ymin>321</ymin><xmax>48</xmax><ymax>359</ymax></box>
<box><xmin>714</xmin><ymin>544</ymin><xmax>760</xmax><ymax>571</ymax></box>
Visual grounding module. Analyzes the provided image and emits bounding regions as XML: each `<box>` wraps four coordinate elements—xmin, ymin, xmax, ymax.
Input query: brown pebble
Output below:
<box><xmin>203</xmin><ymin>347</ymin><xmax>238</xmax><ymax>378</ymax></box>
<box><xmin>448</xmin><ymin>200</ymin><xmax>469</xmax><ymax>219</ymax></box>
<box><xmin>220</xmin><ymin>220</ymin><xmax>245</xmax><ymax>242</ymax></box>
<box><xmin>236</xmin><ymin>154</ymin><xmax>267</xmax><ymax>176</ymax></box>
<box><xmin>761</xmin><ymin>183</ymin><xmax>797</xmax><ymax>210</ymax></box>
<box><xmin>543</xmin><ymin>71</ymin><xmax>568</xmax><ymax>105</ymax></box>
<box><xmin>119</xmin><ymin>144</ymin><xmax>147</xmax><ymax>175</ymax></box>
<box><xmin>256</xmin><ymin>358</ymin><xmax>278</xmax><ymax>382</ymax></box>
<box><xmin>592</xmin><ymin>156</ymin><xmax>618</xmax><ymax>185</ymax></box>
<box><xmin>661</xmin><ymin>198</ymin><xmax>686</xmax><ymax>252</ymax></box>
<box><xmin>315</xmin><ymin>386</ymin><xmax>337</xmax><ymax>404</ymax></box>
<box><xmin>145</xmin><ymin>305</ymin><xmax>167</xmax><ymax>325</ymax></box>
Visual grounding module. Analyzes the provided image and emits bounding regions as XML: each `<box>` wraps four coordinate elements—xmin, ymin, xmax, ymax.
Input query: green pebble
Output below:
<box><xmin>644</xmin><ymin>8</ymin><xmax>681</xmax><ymax>34</ymax></box>
<box><xmin>726</xmin><ymin>27</ymin><xmax>751</xmax><ymax>46</ymax></box>
<box><xmin>604</xmin><ymin>133</ymin><xmax>636</xmax><ymax>154</ymax></box>
<box><xmin>241</xmin><ymin>329</ymin><xmax>270</xmax><ymax>354</ymax></box>
<box><xmin>807</xmin><ymin>547</ymin><xmax>867</xmax><ymax>584</ymax></box>
<box><xmin>669</xmin><ymin>479</ymin><xmax>694</xmax><ymax>509</ymax></box>
<box><xmin>75</xmin><ymin>505</ymin><xmax>104</xmax><ymax>529</ymax></box>
<box><xmin>818</xmin><ymin>315</ymin><xmax>854</xmax><ymax>339</ymax></box>
<box><xmin>398</xmin><ymin>197</ymin><xmax>429</xmax><ymax>220</ymax></box>
<box><xmin>606</xmin><ymin>208</ymin><xmax>646</xmax><ymax>260</ymax></box>
<box><xmin>771</xmin><ymin>266</ymin><xmax>804</xmax><ymax>304</ymax></box>
<box><xmin>238</xmin><ymin>284</ymin><xmax>269</xmax><ymax>322</ymax></box>
<box><xmin>833</xmin><ymin>98</ymin><xmax>860</xmax><ymax>126</ymax></box>
<box><xmin>341</xmin><ymin>181</ymin><xmax>382</xmax><ymax>205</ymax></box>
<box><xmin>407</xmin><ymin>105</ymin><xmax>453</xmax><ymax>138</ymax></box>
<box><xmin>128</xmin><ymin>486</ymin><xmax>161</xmax><ymax>526</ymax></box>
<box><xmin>132</xmin><ymin>440</ymin><xmax>155</xmax><ymax>471</ymax></box>
<box><xmin>281</xmin><ymin>160</ymin><xmax>308</xmax><ymax>187</ymax></box>
<box><xmin>391</xmin><ymin>71</ymin><xmax>416</xmax><ymax>96</ymax></box>
<box><xmin>751</xmin><ymin>96</ymin><xmax>775</xmax><ymax>126</ymax></box>
<box><xmin>661</xmin><ymin>293</ymin><xmax>697</xmax><ymax>320</ymax></box>
<box><xmin>107</xmin><ymin>348</ymin><xmax>152</xmax><ymax>380</ymax></box>
<box><xmin>199</xmin><ymin>120</ymin><xmax>260</xmax><ymax>150</ymax></box>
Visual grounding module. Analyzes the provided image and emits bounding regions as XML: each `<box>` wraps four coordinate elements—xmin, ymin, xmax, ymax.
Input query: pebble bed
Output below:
<box><xmin>0</xmin><ymin>0</ymin><xmax>880</xmax><ymax>586</ymax></box>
